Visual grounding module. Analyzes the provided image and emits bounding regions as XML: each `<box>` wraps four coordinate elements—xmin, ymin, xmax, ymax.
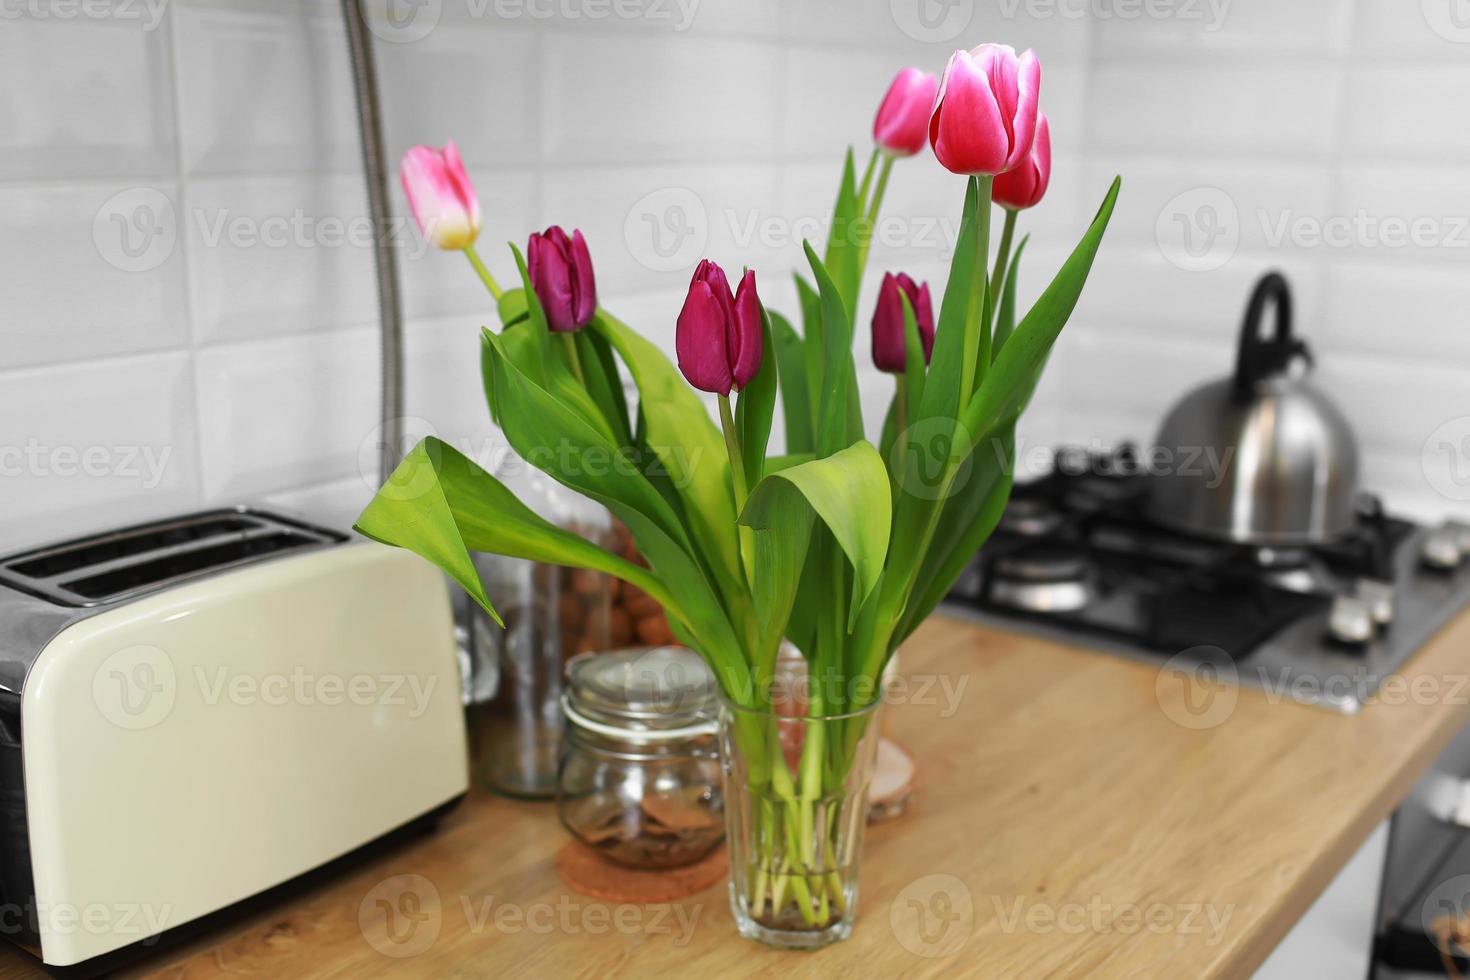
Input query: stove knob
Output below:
<box><xmin>1327</xmin><ymin>596</ymin><xmax>1374</xmax><ymax>646</ymax></box>
<box><xmin>1449</xmin><ymin>521</ymin><xmax>1470</xmax><ymax>555</ymax></box>
<box><xmin>1355</xmin><ymin>579</ymin><xmax>1395</xmax><ymax>628</ymax></box>
<box><xmin>1421</xmin><ymin>529</ymin><xmax>1464</xmax><ymax>572</ymax></box>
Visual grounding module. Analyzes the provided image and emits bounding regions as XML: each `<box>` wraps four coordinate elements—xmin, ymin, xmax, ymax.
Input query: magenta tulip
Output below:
<box><xmin>873</xmin><ymin>67</ymin><xmax>939</xmax><ymax>158</ymax></box>
<box><xmin>871</xmin><ymin>273</ymin><xmax>935</xmax><ymax>374</ymax></box>
<box><xmin>527</xmin><ymin>226</ymin><xmax>597</xmax><ymax>333</ymax></box>
<box><xmin>400</xmin><ymin>142</ymin><xmax>481</xmax><ymax>250</ymax></box>
<box><xmin>676</xmin><ymin>260</ymin><xmax>763</xmax><ymax>396</ymax></box>
<box><xmin>929</xmin><ymin>44</ymin><xmax>1041</xmax><ymax>177</ymax></box>
<box><xmin>994</xmin><ymin>112</ymin><xmax>1052</xmax><ymax>210</ymax></box>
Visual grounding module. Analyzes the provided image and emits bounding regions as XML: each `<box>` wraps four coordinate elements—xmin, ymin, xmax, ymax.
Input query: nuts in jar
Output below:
<box><xmin>557</xmin><ymin>646</ymin><xmax>723</xmax><ymax>869</ymax></box>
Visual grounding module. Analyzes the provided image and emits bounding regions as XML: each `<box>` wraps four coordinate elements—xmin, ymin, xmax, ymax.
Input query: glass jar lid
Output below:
<box><xmin>564</xmin><ymin>646</ymin><xmax>717</xmax><ymax>740</ymax></box>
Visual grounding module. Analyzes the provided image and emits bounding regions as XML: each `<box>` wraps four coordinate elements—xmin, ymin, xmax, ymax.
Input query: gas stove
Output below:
<box><xmin>943</xmin><ymin>446</ymin><xmax>1470</xmax><ymax>713</ymax></box>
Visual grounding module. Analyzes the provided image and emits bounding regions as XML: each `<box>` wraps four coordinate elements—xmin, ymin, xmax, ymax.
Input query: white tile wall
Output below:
<box><xmin>2</xmin><ymin>0</ymin><xmax>1468</xmax><ymax>552</ymax></box>
<box><xmin>1077</xmin><ymin>0</ymin><xmax>1470</xmax><ymax>522</ymax></box>
<box><xmin>0</xmin><ymin>5</ymin><xmax>177</xmax><ymax>181</ymax></box>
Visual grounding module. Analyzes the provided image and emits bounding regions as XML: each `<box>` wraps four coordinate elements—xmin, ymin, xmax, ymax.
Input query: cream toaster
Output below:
<box><xmin>0</xmin><ymin>509</ymin><xmax>469</xmax><ymax>972</ymax></box>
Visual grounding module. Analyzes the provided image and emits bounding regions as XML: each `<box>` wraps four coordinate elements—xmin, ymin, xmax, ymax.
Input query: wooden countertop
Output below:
<box><xmin>7</xmin><ymin>611</ymin><xmax>1470</xmax><ymax>979</ymax></box>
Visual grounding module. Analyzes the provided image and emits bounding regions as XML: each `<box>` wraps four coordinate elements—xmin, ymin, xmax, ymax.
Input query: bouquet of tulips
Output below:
<box><xmin>360</xmin><ymin>42</ymin><xmax>1119</xmax><ymax>945</ymax></box>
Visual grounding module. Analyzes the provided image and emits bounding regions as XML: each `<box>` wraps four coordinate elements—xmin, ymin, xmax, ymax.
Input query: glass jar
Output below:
<box><xmin>461</xmin><ymin>452</ymin><xmax>616</xmax><ymax>798</ymax></box>
<box><xmin>557</xmin><ymin>646</ymin><xmax>724</xmax><ymax>869</ymax></box>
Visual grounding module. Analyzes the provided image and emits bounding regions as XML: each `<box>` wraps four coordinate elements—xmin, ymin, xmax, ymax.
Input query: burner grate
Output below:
<box><xmin>947</xmin><ymin>444</ymin><xmax>1413</xmax><ymax>662</ymax></box>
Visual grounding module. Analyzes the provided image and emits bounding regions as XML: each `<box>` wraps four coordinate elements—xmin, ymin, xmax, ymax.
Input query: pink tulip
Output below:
<box><xmin>928</xmin><ymin>44</ymin><xmax>1041</xmax><ymax>177</ymax></box>
<box><xmin>675</xmin><ymin>260</ymin><xmax>763</xmax><ymax>396</ymax></box>
<box><xmin>871</xmin><ymin>273</ymin><xmax>935</xmax><ymax>374</ymax></box>
<box><xmin>400</xmin><ymin>141</ymin><xmax>481</xmax><ymax>250</ymax></box>
<box><xmin>527</xmin><ymin>226</ymin><xmax>597</xmax><ymax>333</ymax></box>
<box><xmin>994</xmin><ymin>112</ymin><xmax>1052</xmax><ymax>210</ymax></box>
<box><xmin>873</xmin><ymin>67</ymin><xmax>939</xmax><ymax>158</ymax></box>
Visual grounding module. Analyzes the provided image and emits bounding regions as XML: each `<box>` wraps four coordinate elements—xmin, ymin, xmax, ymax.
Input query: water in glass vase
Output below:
<box><xmin>718</xmin><ymin>692</ymin><xmax>884</xmax><ymax>950</ymax></box>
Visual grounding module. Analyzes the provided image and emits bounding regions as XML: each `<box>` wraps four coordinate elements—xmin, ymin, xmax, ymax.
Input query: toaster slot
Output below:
<box><xmin>0</xmin><ymin>509</ymin><xmax>345</xmax><ymax>608</ymax></box>
<box><xmin>59</xmin><ymin>532</ymin><xmax>319</xmax><ymax>601</ymax></box>
<box><xmin>7</xmin><ymin>516</ymin><xmax>255</xmax><ymax>580</ymax></box>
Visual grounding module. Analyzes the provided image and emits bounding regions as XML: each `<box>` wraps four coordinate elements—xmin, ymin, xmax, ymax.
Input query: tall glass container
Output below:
<box><xmin>462</xmin><ymin>452</ymin><xmax>615</xmax><ymax>798</ymax></box>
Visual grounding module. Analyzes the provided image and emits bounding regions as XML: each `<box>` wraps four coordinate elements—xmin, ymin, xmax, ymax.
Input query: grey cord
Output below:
<box><xmin>340</xmin><ymin>0</ymin><xmax>405</xmax><ymax>485</ymax></box>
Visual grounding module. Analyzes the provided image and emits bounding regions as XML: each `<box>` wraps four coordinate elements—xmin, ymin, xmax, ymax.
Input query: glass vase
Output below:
<box><xmin>718</xmin><ymin>693</ymin><xmax>884</xmax><ymax>950</ymax></box>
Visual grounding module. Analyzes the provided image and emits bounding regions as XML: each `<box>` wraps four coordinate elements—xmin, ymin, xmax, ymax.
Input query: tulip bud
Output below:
<box><xmin>928</xmin><ymin>44</ymin><xmax>1041</xmax><ymax>177</ymax></box>
<box><xmin>400</xmin><ymin>141</ymin><xmax>481</xmax><ymax>250</ymax></box>
<box><xmin>873</xmin><ymin>67</ymin><xmax>939</xmax><ymax>158</ymax></box>
<box><xmin>527</xmin><ymin>226</ymin><xmax>597</xmax><ymax>332</ymax></box>
<box><xmin>871</xmin><ymin>273</ymin><xmax>935</xmax><ymax>374</ymax></box>
<box><xmin>676</xmin><ymin>260</ymin><xmax>764</xmax><ymax>396</ymax></box>
<box><xmin>994</xmin><ymin>112</ymin><xmax>1051</xmax><ymax>211</ymax></box>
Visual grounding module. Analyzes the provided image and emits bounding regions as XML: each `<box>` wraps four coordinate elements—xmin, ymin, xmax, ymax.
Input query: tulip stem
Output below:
<box><xmin>464</xmin><ymin>245</ymin><xmax>503</xmax><ymax>302</ymax></box>
<box><xmin>989</xmin><ymin>209</ymin><xmax>1018</xmax><ymax>352</ymax></box>
<box><xmin>960</xmin><ymin>176</ymin><xmax>994</xmax><ymax>403</ymax></box>
<box><xmin>867</xmin><ymin>155</ymin><xmax>895</xmax><ymax>225</ymax></box>
<box><xmin>893</xmin><ymin>375</ymin><xmax>909</xmax><ymax>468</ymax></box>
<box><xmin>857</xmin><ymin>147</ymin><xmax>881</xmax><ymax>204</ymax></box>
<box><xmin>561</xmin><ymin>333</ymin><xmax>586</xmax><ymax>385</ymax></box>
<box><xmin>718</xmin><ymin>394</ymin><xmax>756</xmax><ymax>586</ymax></box>
<box><xmin>857</xmin><ymin>154</ymin><xmax>896</xmax><ymax>282</ymax></box>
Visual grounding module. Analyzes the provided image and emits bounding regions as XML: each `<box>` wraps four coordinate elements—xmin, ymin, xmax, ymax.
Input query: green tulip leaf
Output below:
<box><xmin>355</xmin><ymin>438</ymin><xmax>676</xmax><ymax>629</ymax></box>
<box><xmin>497</xmin><ymin>245</ymin><xmax>616</xmax><ymax>443</ymax></box>
<box><xmin>740</xmin><ymin>440</ymin><xmax>891</xmax><ymax>635</ymax></box>
<box><xmin>496</xmin><ymin>287</ymin><xmax>529</xmax><ymax>328</ymax></box>
<box><xmin>769</xmin><ymin>310</ymin><xmax>814</xmax><ymax>456</ymax></box>
<box><xmin>963</xmin><ymin>176</ymin><xmax>1121</xmax><ymax>446</ymax></box>
<box><xmin>736</xmin><ymin>308</ymin><xmax>777</xmax><ymax>489</ymax></box>
<box><xmin>879</xmin><ymin>289</ymin><xmax>929</xmax><ymax>467</ymax></box>
<box><xmin>821</xmin><ymin>148</ymin><xmax>863</xmax><ymax>323</ymax></box>
<box><xmin>897</xmin><ymin>423</ymin><xmax>1016</xmax><ymax>641</ymax></box>
<box><xmin>803</xmin><ymin>242</ymin><xmax>861</xmax><ymax>457</ymax></box>
<box><xmin>482</xmin><ymin>328</ymin><xmax>747</xmax><ymax>680</ymax></box>
<box><xmin>916</xmin><ymin>176</ymin><xmax>980</xmax><ymax>425</ymax></box>
<box><xmin>992</xmin><ymin>234</ymin><xmax>1029</xmax><ymax>360</ymax></box>
<box><xmin>589</xmin><ymin>310</ymin><xmax>745</xmax><ymax>607</ymax></box>
<box><xmin>575</xmin><ymin>326</ymin><xmax>632</xmax><ymax>447</ymax></box>
<box><xmin>900</xmin><ymin>288</ymin><xmax>928</xmax><ymax>422</ymax></box>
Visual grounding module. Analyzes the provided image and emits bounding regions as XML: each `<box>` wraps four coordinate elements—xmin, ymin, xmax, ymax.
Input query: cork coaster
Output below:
<box><xmin>556</xmin><ymin>840</ymin><xmax>728</xmax><ymax>903</ymax></box>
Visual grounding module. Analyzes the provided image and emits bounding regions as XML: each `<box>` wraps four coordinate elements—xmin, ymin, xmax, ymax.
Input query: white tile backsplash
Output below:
<box><xmin>1315</xmin><ymin>354</ymin><xmax>1470</xmax><ymax>458</ymax></box>
<box><xmin>541</xmin><ymin>33</ymin><xmax>783</xmax><ymax>164</ymax></box>
<box><xmin>1320</xmin><ymin>261</ymin><xmax>1470</xmax><ymax>359</ymax></box>
<box><xmin>1085</xmin><ymin>64</ymin><xmax>1345</xmax><ymax>159</ymax></box>
<box><xmin>451</xmin><ymin>0</ymin><xmax>784</xmax><ymax>37</ymax></box>
<box><xmin>542</xmin><ymin>162</ymin><xmax>783</xmax><ymax>295</ymax></box>
<box><xmin>403</xmin><ymin>315</ymin><xmax>503</xmax><ymax>451</ymax></box>
<box><xmin>1334</xmin><ymin>164</ymin><xmax>1470</xmax><ymax>265</ymax></box>
<box><xmin>1344</xmin><ymin>67</ymin><xmax>1470</xmax><ymax>161</ymax></box>
<box><xmin>1090</xmin><ymin>0</ymin><xmax>1352</xmax><ymax>58</ymax></box>
<box><xmin>185</xmin><ymin>174</ymin><xmax>379</xmax><ymax>343</ymax></box>
<box><xmin>1079</xmin><ymin>247</ymin><xmax>1327</xmax><ymax>341</ymax></box>
<box><xmin>1351</xmin><ymin>1</ymin><xmax>1470</xmax><ymax>58</ymax></box>
<box><xmin>0</xmin><ymin>181</ymin><xmax>188</xmax><ymax>369</ymax></box>
<box><xmin>173</xmin><ymin>0</ymin><xmax>358</xmax><ymax>176</ymax></box>
<box><xmin>782</xmin><ymin>46</ymin><xmax>905</xmax><ymax>160</ymax></box>
<box><xmin>194</xmin><ymin>329</ymin><xmax>378</xmax><ymax>501</ymax></box>
<box><xmin>374</xmin><ymin>22</ymin><xmax>542</xmax><ymax>169</ymax></box>
<box><xmin>0</xmin><ymin>352</ymin><xmax>201</xmax><ymax>550</ymax></box>
<box><xmin>3</xmin><ymin>0</ymin><xmax>1469</xmax><ymax>551</ymax></box>
<box><xmin>0</xmin><ymin>5</ymin><xmax>176</xmax><ymax>181</ymax></box>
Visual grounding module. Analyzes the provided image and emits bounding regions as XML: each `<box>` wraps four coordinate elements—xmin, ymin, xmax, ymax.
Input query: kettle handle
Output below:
<box><xmin>1233</xmin><ymin>271</ymin><xmax>1312</xmax><ymax>398</ymax></box>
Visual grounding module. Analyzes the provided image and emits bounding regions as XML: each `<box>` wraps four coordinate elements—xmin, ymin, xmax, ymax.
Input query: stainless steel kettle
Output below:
<box><xmin>1146</xmin><ymin>272</ymin><xmax>1360</xmax><ymax>545</ymax></box>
